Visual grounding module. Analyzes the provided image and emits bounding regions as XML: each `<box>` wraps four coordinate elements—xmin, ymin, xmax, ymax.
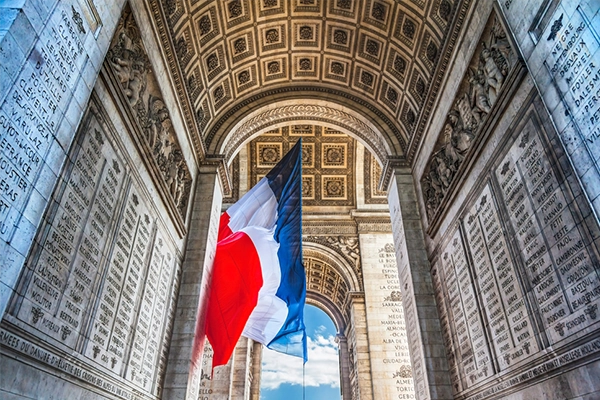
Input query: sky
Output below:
<box><xmin>260</xmin><ymin>305</ymin><xmax>342</xmax><ymax>400</ymax></box>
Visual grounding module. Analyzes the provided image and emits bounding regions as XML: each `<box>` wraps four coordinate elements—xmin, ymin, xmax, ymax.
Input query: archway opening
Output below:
<box><xmin>260</xmin><ymin>304</ymin><xmax>342</xmax><ymax>400</ymax></box>
<box><xmin>198</xmin><ymin>124</ymin><xmax>414</xmax><ymax>399</ymax></box>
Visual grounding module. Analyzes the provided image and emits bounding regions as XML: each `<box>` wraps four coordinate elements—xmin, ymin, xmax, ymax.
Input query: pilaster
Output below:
<box><xmin>336</xmin><ymin>334</ymin><xmax>352</xmax><ymax>400</ymax></box>
<box><xmin>388</xmin><ymin>168</ymin><xmax>453</xmax><ymax>400</ymax></box>
<box><xmin>163</xmin><ymin>161</ymin><xmax>223</xmax><ymax>400</ymax></box>
<box><xmin>347</xmin><ymin>292</ymin><xmax>374</xmax><ymax>400</ymax></box>
<box><xmin>249</xmin><ymin>340</ymin><xmax>263</xmax><ymax>400</ymax></box>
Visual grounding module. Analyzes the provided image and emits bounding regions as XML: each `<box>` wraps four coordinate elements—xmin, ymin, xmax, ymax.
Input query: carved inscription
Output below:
<box><xmin>198</xmin><ymin>342</ymin><xmax>230</xmax><ymax>398</ymax></box>
<box><xmin>0</xmin><ymin>8</ymin><xmax>86</xmax><ymax>240</ymax></box>
<box><xmin>363</xmin><ymin>240</ymin><xmax>414</xmax><ymax>398</ymax></box>
<box><xmin>388</xmin><ymin>184</ymin><xmax>428</xmax><ymax>399</ymax></box>
<box><xmin>85</xmin><ymin>187</ymin><xmax>154</xmax><ymax>372</ymax></box>
<box><xmin>439</xmin><ymin>230</ymin><xmax>492</xmax><ymax>387</ymax></box>
<box><xmin>434</xmin><ymin>115</ymin><xmax>600</xmax><ymax>398</ymax></box>
<box><xmin>464</xmin><ymin>186</ymin><xmax>538</xmax><ymax>370</ymax></box>
<box><xmin>13</xmin><ymin>108</ymin><xmax>180</xmax><ymax>396</ymax></box>
<box><xmin>431</xmin><ymin>265</ymin><xmax>462</xmax><ymax>394</ymax></box>
<box><xmin>126</xmin><ymin>230</ymin><xmax>177</xmax><ymax>393</ymax></box>
<box><xmin>543</xmin><ymin>8</ymin><xmax>600</xmax><ymax>218</ymax></box>
<box><xmin>380</xmin><ymin>244</ymin><xmax>414</xmax><ymax>398</ymax></box>
<box><xmin>155</xmin><ymin>255</ymin><xmax>180</xmax><ymax>398</ymax></box>
<box><xmin>0</xmin><ymin>328</ymin><xmax>142</xmax><ymax>400</ymax></box>
<box><xmin>17</xmin><ymin>123</ymin><xmax>122</xmax><ymax>347</ymax></box>
<box><xmin>495</xmin><ymin>123</ymin><xmax>600</xmax><ymax>343</ymax></box>
<box><xmin>546</xmin><ymin>9</ymin><xmax>600</xmax><ymax>148</ymax></box>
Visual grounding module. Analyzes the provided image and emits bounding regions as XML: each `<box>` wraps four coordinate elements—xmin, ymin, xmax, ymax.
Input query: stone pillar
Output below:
<box><xmin>229</xmin><ymin>337</ymin><xmax>251</xmax><ymax>399</ymax></box>
<box><xmin>347</xmin><ymin>292</ymin><xmax>373</xmax><ymax>400</ymax></box>
<box><xmin>196</xmin><ymin>341</ymin><xmax>234</xmax><ymax>399</ymax></box>
<box><xmin>336</xmin><ymin>334</ymin><xmax>352</xmax><ymax>400</ymax></box>
<box><xmin>163</xmin><ymin>161</ymin><xmax>223</xmax><ymax>400</ymax></box>
<box><xmin>249</xmin><ymin>341</ymin><xmax>263</xmax><ymax>400</ymax></box>
<box><xmin>359</xmin><ymin>232</ymin><xmax>415</xmax><ymax>399</ymax></box>
<box><xmin>387</xmin><ymin>168</ymin><xmax>452</xmax><ymax>400</ymax></box>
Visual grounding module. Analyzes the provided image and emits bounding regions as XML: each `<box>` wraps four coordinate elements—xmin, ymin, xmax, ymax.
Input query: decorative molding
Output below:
<box><xmin>420</xmin><ymin>11</ymin><xmax>518</xmax><ymax>223</ymax></box>
<box><xmin>407</xmin><ymin>0</ymin><xmax>473</xmax><ymax>162</ymax></box>
<box><xmin>304</xmin><ymin>236</ymin><xmax>363</xmax><ymax>292</ymax></box>
<box><xmin>305</xmin><ymin>235</ymin><xmax>360</xmax><ymax>269</ymax></box>
<box><xmin>364</xmin><ymin>152</ymin><xmax>388</xmax><ymax>204</ymax></box>
<box><xmin>356</xmin><ymin>219</ymin><xmax>392</xmax><ymax>233</ymax></box>
<box><xmin>379</xmin><ymin>155</ymin><xmax>404</xmax><ymax>192</ymax></box>
<box><xmin>303</xmin><ymin>222</ymin><xmax>357</xmax><ymax>235</ymax></box>
<box><xmin>223</xmin><ymin>103</ymin><xmax>390</xmax><ymax>165</ymax></box>
<box><xmin>149</xmin><ymin>0</ymin><xmax>206</xmax><ymax>164</ymax></box>
<box><xmin>106</xmin><ymin>4</ymin><xmax>192</xmax><ymax>222</ymax></box>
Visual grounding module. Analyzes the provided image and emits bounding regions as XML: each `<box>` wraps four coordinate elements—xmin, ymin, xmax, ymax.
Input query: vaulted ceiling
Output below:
<box><xmin>149</xmin><ymin>0</ymin><xmax>469</xmax><ymax>167</ymax></box>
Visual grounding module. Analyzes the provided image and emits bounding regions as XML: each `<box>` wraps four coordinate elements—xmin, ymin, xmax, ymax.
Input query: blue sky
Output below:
<box><xmin>260</xmin><ymin>305</ymin><xmax>342</xmax><ymax>400</ymax></box>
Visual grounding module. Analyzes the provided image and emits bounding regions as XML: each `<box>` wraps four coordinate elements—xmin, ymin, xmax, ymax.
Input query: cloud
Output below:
<box><xmin>261</xmin><ymin>335</ymin><xmax>340</xmax><ymax>390</ymax></box>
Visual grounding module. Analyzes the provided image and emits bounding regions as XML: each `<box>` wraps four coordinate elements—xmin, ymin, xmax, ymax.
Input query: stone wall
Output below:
<box><xmin>360</xmin><ymin>233</ymin><xmax>414</xmax><ymax>399</ymax></box>
<box><xmin>0</xmin><ymin>2</ymin><xmax>193</xmax><ymax>399</ymax></box>
<box><xmin>414</xmin><ymin>3</ymin><xmax>600</xmax><ymax>399</ymax></box>
<box><xmin>500</xmin><ymin>0</ymin><xmax>600</xmax><ymax>221</ymax></box>
<box><xmin>2</xmin><ymin>93</ymin><xmax>183</xmax><ymax>399</ymax></box>
<box><xmin>0</xmin><ymin>0</ymin><xmax>126</xmax><ymax>319</ymax></box>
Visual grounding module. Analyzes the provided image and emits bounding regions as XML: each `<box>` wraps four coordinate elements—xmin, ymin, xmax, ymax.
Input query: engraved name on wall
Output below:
<box><xmin>433</xmin><ymin>116</ymin><xmax>600</xmax><ymax>397</ymax></box>
<box><xmin>378</xmin><ymin>243</ymin><xmax>415</xmax><ymax>398</ymax></box>
<box><xmin>0</xmin><ymin>7</ymin><xmax>86</xmax><ymax>242</ymax></box>
<box><xmin>361</xmin><ymin>235</ymin><xmax>414</xmax><ymax>399</ymax></box>
<box><xmin>389</xmin><ymin>181</ymin><xmax>428</xmax><ymax>399</ymax></box>
<box><xmin>495</xmin><ymin>120</ymin><xmax>600</xmax><ymax>343</ymax></box>
<box><xmin>535</xmin><ymin>5</ymin><xmax>600</xmax><ymax>219</ymax></box>
<box><xmin>9</xmin><ymin>106</ymin><xmax>182</xmax><ymax>397</ymax></box>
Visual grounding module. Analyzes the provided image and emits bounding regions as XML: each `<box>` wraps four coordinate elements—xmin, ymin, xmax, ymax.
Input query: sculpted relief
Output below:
<box><xmin>421</xmin><ymin>14</ymin><xmax>516</xmax><ymax>222</ymax></box>
<box><xmin>107</xmin><ymin>5</ymin><xmax>192</xmax><ymax>221</ymax></box>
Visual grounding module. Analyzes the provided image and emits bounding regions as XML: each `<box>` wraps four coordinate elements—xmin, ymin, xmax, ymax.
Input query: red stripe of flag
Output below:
<box><xmin>205</xmin><ymin>231</ymin><xmax>263</xmax><ymax>366</ymax></box>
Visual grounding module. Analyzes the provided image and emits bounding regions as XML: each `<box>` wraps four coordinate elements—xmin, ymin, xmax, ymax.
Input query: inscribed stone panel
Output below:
<box><xmin>432</xmin><ymin>106</ymin><xmax>600</xmax><ymax>399</ymax></box>
<box><xmin>495</xmin><ymin>119</ymin><xmax>600</xmax><ymax>344</ymax></box>
<box><xmin>539</xmin><ymin>6</ymin><xmax>600</xmax><ymax>217</ymax></box>
<box><xmin>437</xmin><ymin>229</ymin><xmax>493</xmax><ymax>388</ymax></box>
<box><xmin>463</xmin><ymin>186</ymin><xmax>539</xmax><ymax>370</ymax></box>
<box><xmin>5</xmin><ymin>99</ymin><xmax>182</xmax><ymax>398</ymax></box>
<box><xmin>360</xmin><ymin>234</ymin><xmax>414</xmax><ymax>399</ymax></box>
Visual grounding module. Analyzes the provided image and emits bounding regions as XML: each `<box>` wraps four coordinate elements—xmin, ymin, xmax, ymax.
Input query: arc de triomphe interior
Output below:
<box><xmin>1</xmin><ymin>1</ymin><xmax>599</xmax><ymax>399</ymax></box>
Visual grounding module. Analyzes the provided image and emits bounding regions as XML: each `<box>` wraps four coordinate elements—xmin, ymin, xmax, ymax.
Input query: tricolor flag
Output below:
<box><xmin>206</xmin><ymin>140</ymin><xmax>306</xmax><ymax>367</ymax></box>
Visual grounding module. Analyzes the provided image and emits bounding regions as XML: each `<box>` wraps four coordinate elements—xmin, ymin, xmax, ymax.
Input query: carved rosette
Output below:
<box><xmin>421</xmin><ymin>13</ymin><xmax>515</xmax><ymax>222</ymax></box>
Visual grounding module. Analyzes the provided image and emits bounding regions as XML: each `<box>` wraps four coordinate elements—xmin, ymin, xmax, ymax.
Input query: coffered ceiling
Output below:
<box><xmin>250</xmin><ymin>125</ymin><xmax>356</xmax><ymax>208</ymax></box>
<box><xmin>149</xmin><ymin>0</ymin><xmax>469</xmax><ymax>165</ymax></box>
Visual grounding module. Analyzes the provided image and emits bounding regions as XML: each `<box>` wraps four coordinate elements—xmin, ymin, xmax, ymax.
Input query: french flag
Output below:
<box><xmin>206</xmin><ymin>140</ymin><xmax>306</xmax><ymax>367</ymax></box>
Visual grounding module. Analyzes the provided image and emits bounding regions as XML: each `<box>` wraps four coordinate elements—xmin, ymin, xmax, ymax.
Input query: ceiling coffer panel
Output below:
<box><xmin>152</xmin><ymin>0</ymin><xmax>470</xmax><ymax>161</ymax></box>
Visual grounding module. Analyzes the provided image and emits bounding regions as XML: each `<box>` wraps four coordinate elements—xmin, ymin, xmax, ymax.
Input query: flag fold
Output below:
<box><xmin>206</xmin><ymin>140</ymin><xmax>306</xmax><ymax>367</ymax></box>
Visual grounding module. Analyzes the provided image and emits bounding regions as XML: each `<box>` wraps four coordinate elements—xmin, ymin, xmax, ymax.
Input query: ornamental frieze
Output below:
<box><xmin>305</xmin><ymin>235</ymin><xmax>362</xmax><ymax>290</ymax></box>
<box><xmin>106</xmin><ymin>5</ymin><xmax>192</xmax><ymax>221</ymax></box>
<box><xmin>421</xmin><ymin>12</ymin><xmax>516</xmax><ymax>223</ymax></box>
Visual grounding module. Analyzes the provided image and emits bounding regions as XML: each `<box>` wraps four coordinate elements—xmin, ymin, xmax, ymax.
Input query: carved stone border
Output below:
<box><xmin>220</xmin><ymin>102</ymin><xmax>392</xmax><ymax>167</ymax></box>
<box><xmin>422</xmin><ymin>8</ymin><xmax>526</xmax><ymax>234</ymax></box>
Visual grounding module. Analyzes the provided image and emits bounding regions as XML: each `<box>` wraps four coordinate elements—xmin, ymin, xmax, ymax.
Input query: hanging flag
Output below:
<box><xmin>206</xmin><ymin>139</ymin><xmax>306</xmax><ymax>367</ymax></box>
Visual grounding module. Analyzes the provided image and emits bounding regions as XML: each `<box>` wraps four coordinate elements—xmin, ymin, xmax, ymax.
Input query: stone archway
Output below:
<box><xmin>303</xmin><ymin>245</ymin><xmax>361</xmax><ymax>400</ymax></box>
<box><xmin>191</xmin><ymin>121</ymin><xmax>430</xmax><ymax>399</ymax></box>
<box><xmin>216</xmin><ymin>99</ymin><xmax>398</xmax><ymax>167</ymax></box>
